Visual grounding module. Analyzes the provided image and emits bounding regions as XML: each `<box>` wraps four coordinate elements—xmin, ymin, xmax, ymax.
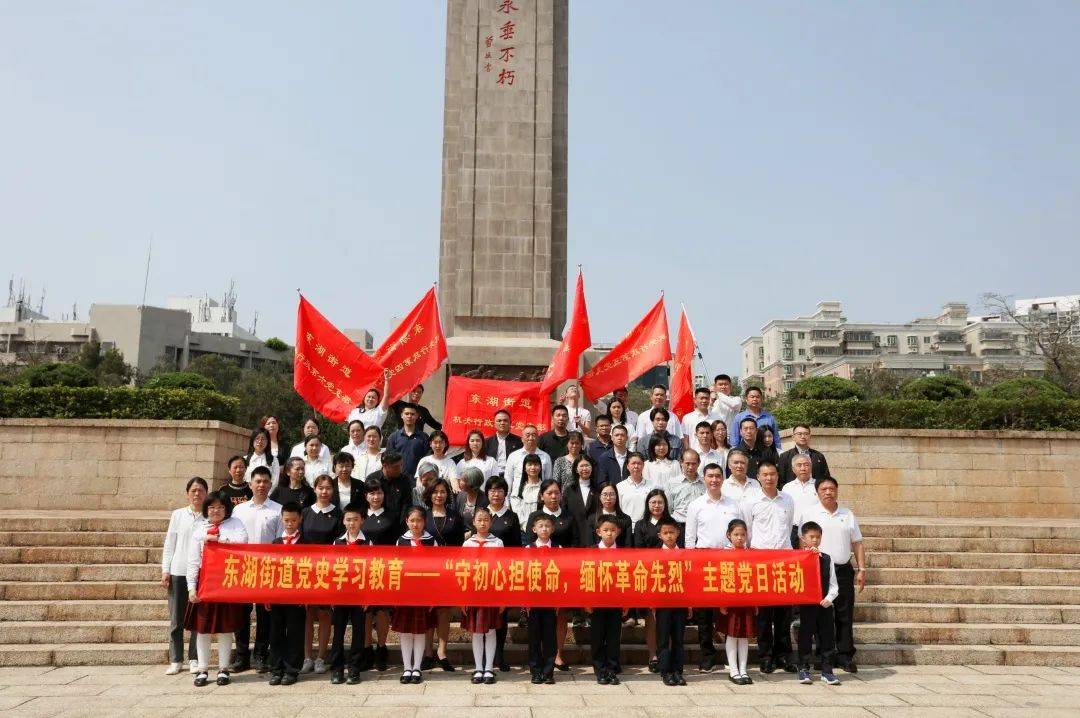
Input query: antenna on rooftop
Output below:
<box><xmin>141</xmin><ymin>238</ymin><xmax>152</xmax><ymax>307</ymax></box>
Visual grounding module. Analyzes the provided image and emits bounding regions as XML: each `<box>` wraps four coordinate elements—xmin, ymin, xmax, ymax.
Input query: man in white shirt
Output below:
<box><xmin>504</xmin><ymin>425</ymin><xmax>552</xmax><ymax>498</ymax></box>
<box><xmin>684</xmin><ymin>463</ymin><xmax>742</xmax><ymax>672</ymax></box>
<box><xmin>231</xmin><ymin>467</ymin><xmax>282</xmax><ymax>673</ymax></box>
<box><xmin>634</xmin><ymin>385</ymin><xmax>683</xmax><ymax>450</ymax></box>
<box><xmin>665</xmin><ymin>450</ymin><xmax>705</xmax><ymax>526</ymax></box>
<box><xmin>782</xmin><ymin>454</ymin><xmax>819</xmax><ymax>547</ymax></box>
<box><xmin>681</xmin><ymin>388</ymin><xmax>720</xmax><ymax>451</ymax></box>
<box><xmin>742</xmin><ymin>462</ymin><xmax>797</xmax><ymax>673</ymax></box>
<box><xmin>615</xmin><ymin>453</ymin><xmax>654</xmax><ymax>529</ymax></box>
<box><xmin>722</xmin><ymin>450</ymin><xmax>762</xmax><ymax>504</ymax></box>
<box><xmin>709</xmin><ymin>373</ymin><xmax>742</xmax><ymax>433</ymax></box>
<box><xmin>801</xmin><ymin>477</ymin><xmax>866</xmax><ymax>674</ymax></box>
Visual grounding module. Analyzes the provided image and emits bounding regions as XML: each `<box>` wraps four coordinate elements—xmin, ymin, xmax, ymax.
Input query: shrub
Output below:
<box><xmin>264</xmin><ymin>337</ymin><xmax>289</xmax><ymax>352</ymax></box>
<box><xmin>0</xmin><ymin>386</ymin><xmax>238</xmax><ymax>423</ymax></box>
<box><xmin>775</xmin><ymin>398</ymin><xmax>1080</xmax><ymax>431</ymax></box>
<box><xmin>145</xmin><ymin>372</ymin><xmax>216</xmax><ymax>391</ymax></box>
<box><xmin>20</xmin><ymin>363</ymin><xmax>96</xmax><ymax>388</ymax></box>
<box><xmin>981</xmin><ymin>377</ymin><xmax>1069</xmax><ymax>402</ymax></box>
<box><xmin>898</xmin><ymin>375</ymin><xmax>975</xmax><ymax>401</ymax></box>
<box><xmin>789</xmin><ymin>376</ymin><xmax>865</xmax><ymax>401</ymax></box>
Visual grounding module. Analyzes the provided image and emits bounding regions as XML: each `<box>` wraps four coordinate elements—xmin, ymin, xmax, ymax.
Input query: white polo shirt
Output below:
<box><xmin>801</xmin><ymin>503</ymin><xmax>863</xmax><ymax>565</ymax></box>
<box><xmin>722</xmin><ymin>476</ymin><xmax>762</xmax><ymax>504</ymax></box>
<box><xmin>782</xmin><ymin>477</ymin><xmax>819</xmax><ymax>526</ymax></box>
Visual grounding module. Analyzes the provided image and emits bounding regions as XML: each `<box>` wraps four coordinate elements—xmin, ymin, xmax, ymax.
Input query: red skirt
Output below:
<box><xmin>391</xmin><ymin>606</ymin><xmax>434</xmax><ymax>634</ymax></box>
<box><xmin>462</xmin><ymin>606</ymin><xmax>504</xmax><ymax>634</ymax></box>
<box><xmin>717</xmin><ymin>607</ymin><xmax>756</xmax><ymax>639</ymax></box>
<box><xmin>183</xmin><ymin>601</ymin><xmax>244</xmax><ymax>634</ymax></box>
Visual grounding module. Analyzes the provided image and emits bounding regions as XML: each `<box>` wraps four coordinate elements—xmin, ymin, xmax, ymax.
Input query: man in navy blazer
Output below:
<box><xmin>598</xmin><ymin>425</ymin><xmax>632</xmax><ymax>486</ymax></box>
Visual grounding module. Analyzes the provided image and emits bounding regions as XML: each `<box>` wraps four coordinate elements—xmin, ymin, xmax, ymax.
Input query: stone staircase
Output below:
<box><xmin>1</xmin><ymin>511</ymin><xmax>1078</xmax><ymax>667</ymax></box>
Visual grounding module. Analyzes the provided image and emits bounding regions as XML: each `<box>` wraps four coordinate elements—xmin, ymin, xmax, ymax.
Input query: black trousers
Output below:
<box><xmin>329</xmin><ymin>605</ymin><xmax>367</xmax><ymax>673</ymax></box>
<box><xmin>235</xmin><ymin>603</ymin><xmax>271</xmax><ymax>662</ymax></box>
<box><xmin>798</xmin><ymin>603</ymin><xmax>836</xmax><ymax>672</ymax></box>
<box><xmin>833</xmin><ymin>563</ymin><xmax>856</xmax><ymax>662</ymax></box>
<box><xmin>655</xmin><ymin>608</ymin><xmax>686</xmax><ymax>675</ymax></box>
<box><xmin>527</xmin><ymin>608</ymin><xmax>557</xmax><ymax>677</ymax></box>
<box><xmin>494</xmin><ymin>609</ymin><xmax>510</xmax><ymax>667</ymax></box>
<box><xmin>589</xmin><ymin>608</ymin><xmax>622</xmax><ymax>676</ymax></box>
<box><xmin>695</xmin><ymin>608</ymin><xmax>718</xmax><ymax>666</ymax></box>
<box><xmin>756</xmin><ymin>605</ymin><xmax>792</xmax><ymax>665</ymax></box>
<box><xmin>268</xmin><ymin>604</ymin><xmax>305</xmax><ymax>677</ymax></box>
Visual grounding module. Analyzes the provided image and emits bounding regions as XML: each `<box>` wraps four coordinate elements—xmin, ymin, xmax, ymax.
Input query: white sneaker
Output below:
<box><xmin>188</xmin><ymin>660</ymin><xmax>199</xmax><ymax>674</ymax></box>
<box><xmin>300</xmin><ymin>658</ymin><xmax>314</xmax><ymax>674</ymax></box>
<box><xmin>165</xmin><ymin>662</ymin><xmax>182</xmax><ymax>675</ymax></box>
<box><xmin>313</xmin><ymin>658</ymin><xmax>327</xmax><ymax>674</ymax></box>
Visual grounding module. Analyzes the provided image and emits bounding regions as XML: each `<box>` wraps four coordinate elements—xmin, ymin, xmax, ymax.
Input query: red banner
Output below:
<box><xmin>373</xmin><ymin>288</ymin><xmax>448</xmax><ymax>404</ymax></box>
<box><xmin>443</xmin><ymin>376</ymin><xmax>551</xmax><ymax>444</ymax></box>
<box><xmin>294</xmin><ymin>295</ymin><xmax>386</xmax><ymax>422</ymax></box>
<box><xmin>669</xmin><ymin>308</ymin><xmax>696</xmax><ymax>418</ymax></box>
<box><xmin>580</xmin><ymin>297</ymin><xmax>673</xmax><ymax>402</ymax></box>
<box><xmin>539</xmin><ymin>269</ymin><xmax>592</xmax><ymax>395</ymax></box>
<box><xmin>197</xmin><ymin>543</ymin><xmax>822</xmax><ymax>608</ymax></box>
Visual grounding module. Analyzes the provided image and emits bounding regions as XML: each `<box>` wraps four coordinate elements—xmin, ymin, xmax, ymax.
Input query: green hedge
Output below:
<box><xmin>775</xmin><ymin>399</ymin><xmax>1080</xmax><ymax>432</ymax></box>
<box><xmin>0</xmin><ymin>386</ymin><xmax>238</xmax><ymax>423</ymax></box>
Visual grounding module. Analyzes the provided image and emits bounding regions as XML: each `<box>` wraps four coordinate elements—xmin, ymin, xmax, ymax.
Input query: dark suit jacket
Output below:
<box><xmin>777</xmin><ymin>447</ymin><xmax>831</xmax><ymax>488</ymax></box>
<box><xmin>484</xmin><ymin>433</ymin><xmax>523</xmax><ymax>468</ymax></box>
<box><xmin>598</xmin><ymin>448</ymin><xmax>630</xmax><ymax>487</ymax></box>
<box><xmin>561</xmin><ymin>483</ymin><xmax>597</xmax><ymax>547</ymax></box>
<box><xmin>331</xmin><ymin>478</ymin><xmax>368</xmax><ymax>513</ymax></box>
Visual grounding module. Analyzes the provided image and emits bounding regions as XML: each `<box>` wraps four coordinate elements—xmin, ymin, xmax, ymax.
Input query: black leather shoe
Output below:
<box><xmin>420</xmin><ymin>655</ymin><xmax>435</xmax><ymax>671</ymax></box>
<box><xmin>471</xmin><ymin>670</ymin><xmax>484</xmax><ymax>684</ymax></box>
<box><xmin>411</xmin><ymin>671</ymin><xmax>423</xmax><ymax>684</ymax></box>
<box><xmin>597</xmin><ymin>673</ymin><xmax>610</xmax><ymax>685</ymax></box>
<box><xmin>229</xmin><ymin>659</ymin><xmax>250</xmax><ymax>673</ymax></box>
<box><xmin>346</xmin><ymin>672</ymin><xmax>360</xmax><ymax>685</ymax></box>
<box><xmin>254</xmin><ymin>657</ymin><xmax>268</xmax><ymax>674</ymax></box>
<box><xmin>330</xmin><ymin>671</ymin><xmax>345</xmax><ymax>685</ymax></box>
<box><xmin>543</xmin><ymin>673</ymin><xmax>555</xmax><ymax>684</ymax></box>
<box><xmin>662</xmin><ymin>672</ymin><xmax>674</xmax><ymax>686</ymax></box>
<box><xmin>781</xmin><ymin>661</ymin><xmax>798</xmax><ymax>673</ymax></box>
<box><xmin>698</xmin><ymin>657</ymin><xmax>715</xmax><ymax>673</ymax></box>
<box><xmin>554</xmin><ymin>660</ymin><xmax>570</xmax><ymax>672</ymax></box>
<box><xmin>608</xmin><ymin>674</ymin><xmax>621</xmax><ymax>686</ymax></box>
<box><xmin>400</xmin><ymin>672</ymin><xmax>411</xmax><ymax>684</ymax></box>
<box><xmin>843</xmin><ymin>661</ymin><xmax>858</xmax><ymax>673</ymax></box>
<box><xmin>375</xmin><ymin>645</ymin><xmax>389</xmax><ymax>672</ymax></box>
<box><xmin>728</xmin><ymin>674</ymin><xmax>741</xmax><ymax>684</ymax></box>
<box><xmin>760</xmin><ymin>660</ymin><xmax>775</xmax><ymax>674</ymax></box>
<box><xmin>437</xmin><ymin>656</ymin><xmax>456</xmax><ymax>672</ymax></box>
<box><xmin>281</xmin><ymin>674</ymin><xmax>297</xmax><ymax>686</ymax></box>
<box><xmin>648</xmin><ymin>658</ymin><xmax>659</xmax><ymax>673</ymax></box>
<box><xmin>497</xmin><ymin>659</ymin><xmax>511</xmax><ymax>672</ymax></box>
<box><xmin>215</xmin><ymin>670</ymin><xmax>231</xmax><ymax>686</ymax></box>
<box><xmin>193</xmin><ymin>672</ymin><xmax>209</xmax><ymax>687</ymax></box>
<box><xmin>483</xmin><ymin>671</ymin><xmax>496</xmax><ymax>684</ymax></box>
<box><xmin>530</xmin><ymin>673</ymin><xmax>542</xmax><ymax>684</ymax></box>
<box><xmin>268</xmin><ymin>673</ymin><xmax>282</xmax><ymax>686</ymax></box>
<box><xmin>676</xmin><ymin>673</ymin><xmax>687</xmax><ymax>686</ymax></box>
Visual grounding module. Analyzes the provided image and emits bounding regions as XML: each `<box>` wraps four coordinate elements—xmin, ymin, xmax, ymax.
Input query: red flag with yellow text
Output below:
<box><xmin>539</xmin><ymin>269</ymin><xmax>592</xmax><ymax>395</ymax></box>
<box><xmin>443</xmin><ymin>376</ymin><xmax>550</xmax><ymax>445</ymax></box>
<box><xmin>373</xmin><ymin>288</ymin><xmax>448</xmax><ymax>404</ymax></box>
<box><xmin>669</xmin><ymin>308</ymin><xmax>697</xmax><ymax>417</ymax></box>
<box><xmin>294</xmin><ymin>295</ymin><xmax>385</xmax><ymax>422</ymax></box>
<box><xmin>579</xmin><ymin>297</ymin><xmax>672</xmax><ymax>402</ymax></box>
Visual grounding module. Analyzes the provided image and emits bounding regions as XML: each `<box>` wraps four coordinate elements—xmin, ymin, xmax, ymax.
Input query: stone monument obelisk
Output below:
<box><xmin>436</xmin><ymin>0</ymin><xmax>568</xmax><ymax>385</ymax></box>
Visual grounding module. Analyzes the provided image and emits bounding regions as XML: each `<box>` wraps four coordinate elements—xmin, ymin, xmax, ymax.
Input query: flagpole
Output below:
<box><xmin>681</xmin><ymin>303</ymin><xmax>710</xmax><ymax>386</ymax></box>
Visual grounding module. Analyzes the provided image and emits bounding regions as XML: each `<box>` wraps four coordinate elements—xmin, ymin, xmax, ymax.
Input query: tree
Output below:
<box><xmin>185</xmin><ymin>354</ymin><xmax>243</xmax><ymax>394</ymax></box>
<box><xmin>145</xmin><ymin>372</ymin><xmax>216</xmax><ymax>391</ymax></box>
<box><xmin>229</xmin><ymin>365</ymin><xmax>309</xmax><ymax>443</ymax></box>
<box><xmin>983</xmin><ymin>292</ymin><xmax>1080</xmax><ymax>396</ymax></box>
<box><xmin>788</xmin><ymin>376</ymin><xmax>865</xmax><ymax>401</ymax></box>
<box><xmin>981</xmin><ymin>377</ymin><xmax>1069</xmax><ymax>402</ymax></box>
<box><xmin>851</xmin><ymin>366</ymin><xmax>906</xmax><ymax>399</ymax></box>
<box><xmin>264</xmin><ymin>337</ymin><xmax>289</xmax><ymax>352</ymax></box>
<box><xmin>899</xmin><ymin>375</ymin><xmax>975</xmax><ymax>401</ymax></box>
<box><xmin>97</xmin><ymin>348</ymin><xmax>133</xmax><ymax>386</ymax></box>
<box><xmin>20</xmin><ymin>363</ymin><xmax>96</xmax><ymax>388</ymax></box>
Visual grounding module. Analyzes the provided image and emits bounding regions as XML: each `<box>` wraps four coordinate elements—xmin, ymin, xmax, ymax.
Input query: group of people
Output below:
<box><xmin>160</xmin><ymin>374</ymin><xmax>866</xmax><ymax>690</ymax></box>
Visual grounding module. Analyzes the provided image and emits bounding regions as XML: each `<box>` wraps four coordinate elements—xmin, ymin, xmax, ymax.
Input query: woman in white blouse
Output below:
<box><xmin>243</xmin><ymin>428</ymin><xmax>280</xmax><ymax>484</ymax></box>
<box><xmin>301</xmin><ymin>435</ymin><xmax>332</xmax><ymax>488</ymax></box>
<box><xmin>559</xmin><ymin>383</ymin><xmax>593</xmax><ymax>437</ymax></box>
<box><xmin>161</xmin><ymin>477</ymin><xmax>208</xmax><ymax>675</ymax></box>
<box><xmin>607</xmin><ymin>398</ymin><xmax>635</xmax><ymax>436</ymax></box>
<box><xmin>417</xmin><ymin>430</ymin><xmax>458</xmax><ymax>488</ymax></box>
<box><xmin>260</xmin><ymin>415</ymin><xmax>289</xmax><ymax>471</ymax></box>
<box><xmin>351</xmin><ymin>425</ymin><xmax>385</xmax><ymax>481</ymax></box>
<box><xmin>457</xmin><ymin>429</ymin><xmax>498</xmax><ymax>491</ymax></box>
<box><xmin>186</xmin><ymin>491</ymin><xmax>248</xmax><ymax>687</ymax></box>
<box><xmin>347</xmin><ymin>368</ymin><xmax>392</xmax><ymax>430</ymax></box>
<box><xmin>290</xmin><ymin>418</ymin><xmax>331</xmax><ymax>463</ymax></box>
<box><xmin>643</xmin><ymin>433</ymin><xmax>681</xmax><ymax>484</ymax></box>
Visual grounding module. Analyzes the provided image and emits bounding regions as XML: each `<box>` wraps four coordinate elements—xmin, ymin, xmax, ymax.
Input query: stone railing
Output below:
<box><xmin>0</xmin><ymin>419</ymin><xmax>250</xmax><ymax>510</ymax></box>
<box><xmin>781</xmin><ymin>428</ymin><xmax>1080</xmax><ymax>519</ymax></box>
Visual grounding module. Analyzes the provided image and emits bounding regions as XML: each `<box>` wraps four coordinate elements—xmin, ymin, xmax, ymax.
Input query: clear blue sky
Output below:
<box><xmin>3</xmin><ymin>1</ymin><xmax>1079</xmax><ymax>375</ymax></box>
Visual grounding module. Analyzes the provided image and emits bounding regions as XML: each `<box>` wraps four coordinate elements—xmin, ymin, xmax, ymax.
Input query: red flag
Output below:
<box><xmin>443</xmin><ymin>376</ymin><xmax>551</xmax><ymax>445</ymax></box>
<box><xmin>579</xmin><ymin>297</ymin><xmax>672</xmax><ymax>402</ymax></box>
<box><xmin>539</xmin><ymin>269</ymin><xmax>592</xmax><ymax>395</ymax></box>
<box><xmin>294</xmin><ymin>295</ymin><xmax>385</xmax><ymax>422</ymax></box>
<box><xmin>373</xmin><ymin>288</ymin><xmax>448</xmax><ymax>404</ymax></box>
<box><xmin>669</xmin><ymin>308</ymin><xmax>696</xmax><ymax>417</ymax></box>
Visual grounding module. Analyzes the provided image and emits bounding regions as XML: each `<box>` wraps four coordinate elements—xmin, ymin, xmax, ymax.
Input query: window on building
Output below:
<box><xmin>784</xmin><ymin>381</ymin><xmax>795</xmax><ymax>391</ymax></box>
<box><xmin>782</xmin><ymin>348</ymin><xmax>793</xmax><ymax>360</ymax></box>
<box><xmin>907</xmin><ymin>336</ymin><xmax>918</xmax><ymax>347</ymax></box>
<box><xmin>797</xmin><ymin>332</ymin><xmax>805</xmax><ymax>339</ymax></box>
<box><xmin>923</xmin><ymin>336</ymin><xmax>930</xmax><ymax>344</ymax></box>
<box><xmin>886</xmin><ymin>335</ymin><xmax>898</xmax><ymax>347</ymax></box>
<box><xmin>798</xmin><ymin>348</ymin><xmax>805</xmax><ymax>356</ymax></box>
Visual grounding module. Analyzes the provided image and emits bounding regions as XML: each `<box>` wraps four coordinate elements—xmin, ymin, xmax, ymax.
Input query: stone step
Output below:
<box><xmin>856</xmin><ymin>622</ymin><xmax>1080</xmax><ymax>646</ymax></box>
<box><xmin>856</xmin><ymin>602</ymin><xmax>1080</xmax><ymax>624</ymax></box>
<box><xmin>860</xmin><ymin>522</ymin><xmax>1080</xmax><ymax>540</ymax></box>
<box><xmin>862</xmin><ymin>537</ymin><xmax>1080</xmax><ymax>553</ymax></box>
<box><xmin>863</xmin><ymin>583</ymin><xmax>1080</xmax><ymax>605</ymax></box>
<box><xmin>0</xmin><ymin>531</ymin><xmax>163</xmax><ymax>548</ymax></box>
<box><xmin>0</xmin><ymin>581</ymin><xmax>160</xmax><ymax>601</ymax></box>
<box><xmin>0</xmin><ymin>546</ymin><xmax>161</xmax><ymax>564</ymax></box>
<box><xmin>868</xmin><ymin>567</ymin><xmax>1080</xmax><ymax>586</ymax></box>
<box><xmin>0</xmin><ymin>600</ymin><xmax>168</xmax><ymax>622</ymax></box>
<box><xmin>870</xmin><ymin>551</ymin><xmax>1080</xmax><ymax>569</ymax></box>
<box><xmin>0</xmin><ymin>563</ymin><xmax>160</xmax><ymax>582</ymax></box>
<box><xmin>0</xmin><ymin>516</ymin><xmax>170</xmax><ymax>533</ymax></box>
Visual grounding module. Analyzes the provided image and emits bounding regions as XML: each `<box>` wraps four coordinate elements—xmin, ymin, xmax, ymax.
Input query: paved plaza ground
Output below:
<box><xmin>0</xmin><ymin>664</ymin><xmax>1077</xmax><ymax>718</ymax></box>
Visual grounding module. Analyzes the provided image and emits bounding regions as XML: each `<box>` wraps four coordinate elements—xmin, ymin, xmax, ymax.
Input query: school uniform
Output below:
<box><xmin>590</xmin><ymin>541</ymin><xmax>623</xmax><ymax>681</ymax></box>
<box><xmin>268</xmin><ymin>531</ymin><xmax>307</xmax><ymax>679</ymax></box>
<box><xmin>184</xmin><ymin>517</ymin><xmax>248</xmax><ymax>635</ymax></box>
<box><xmin>718</xmin><ymin>547</ymin><xmax>757</xmax><ymax>640</ymax></box>
<box><xmin>361</xmin><ymin>507</ymin><xmax>400</xmax><ymax>546</ymax></box>
<box><xmin>329</xmin><ymin>531</ymin><xmax>371</xmax><ymax>678</ymax></box>
<box><xmin>524</xmin><ymin>508</ymin><xmax>578</xmax><ymax>548</ymax></box>
<box><xmin>799</xmin><ymin>550</ymin><xmax>840</xmax><ymax>674</ymax></box>
<box><xmin>269</xmin><ymin>482</ymin><xmax>315</xmax><ymax>509</ymax></box>
<box><xmin>390</xmin><ymin>533</ymin><xmax>438</xmax><ymax>634</ymax></box>
<box><xmin>654</xmin><ymin>544</ymin><xmax>687</xmax><ymax>677</ymax></box>
<box><xmin>585</xmin><ymin>511</ymin><xmax>631</xmax><ymax>548</ymax></box>
<box><xmin>461</xmin><ymin>535</ymin><xmax>505</xmax><ymax>633</ymax></box>
<box><xmin>301</xmin><ymin>503</ymin><xmax>344</xmax><ymax>545</ymax></box>
<box><xmin>218</xmin><ymin>481</ymin><xmax>253</xmax><ymax>507</ymax></box>
<box><xmin>525</xmin><ymin>540</ymin><xmax>558</xmax><ymax>680</ymax></box>
<box><xmin>487</xmin><ymin>505</ymin><xmax>522</xmax><ymax>670</ymax></box>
